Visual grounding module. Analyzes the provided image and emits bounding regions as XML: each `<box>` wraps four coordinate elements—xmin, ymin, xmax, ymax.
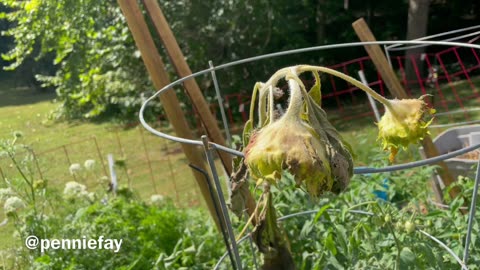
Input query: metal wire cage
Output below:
<box><xmin>140</xmin><ymin>40</ymin><xmax>480</xmax><ymax>270</ymax></box>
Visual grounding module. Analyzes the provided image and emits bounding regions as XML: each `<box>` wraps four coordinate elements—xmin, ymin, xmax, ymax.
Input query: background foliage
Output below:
<box><xmin>1</xmin><ymin>0</ymin><xmax>479</xmax><ymax>121</ymax></box>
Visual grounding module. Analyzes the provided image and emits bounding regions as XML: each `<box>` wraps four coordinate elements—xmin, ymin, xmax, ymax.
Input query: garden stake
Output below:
<box><xmin>62</xmin><ymin>145</ymin><xmax>76</xmax><ymax>182</ymax></box>
<box><xmin>463</xmin><ymin>157</ymin><xmax>480</xmax><ymax>264</ymax></box>
<box><xmin>201</xmin><ymin>136</ymin><xmax>243</xmax><ymax>270</ymax></box>
<box><xmin>357</xmin><ymin>70</ymin><xmax>381</xmax><ymax>121</ymax></box>
<box><xmin>209</xmin><ymin>61</ymin><xmax>233</xmax><ymax>145</ymax></box>
<box><xmin>141</xmin><ymin>0</ymin><xmax>234</xmax><ymax>175</ymax></box>
<box><xmin>243</xmin><ymin>212</ymin><xmax>260</xmax><ymax>270</ymax></box>
<box><xmin>188</xmin><ymin>163</ymin><xmax>237</xmax><ymax>270</ymax></box>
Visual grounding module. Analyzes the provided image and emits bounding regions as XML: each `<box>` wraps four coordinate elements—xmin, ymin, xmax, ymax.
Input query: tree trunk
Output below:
<box><xmin>404</xmin><ymin>0</ymin><xmax>430</xmax><ymax>90</ymax></box>
<box><xmin>315</xmin><ymin>0</ymin><xmax>326</xmax><ymax>45</ymax></box>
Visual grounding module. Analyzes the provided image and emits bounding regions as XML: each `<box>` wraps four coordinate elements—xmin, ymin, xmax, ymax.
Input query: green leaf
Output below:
<box><xmin>314</xmin><ymin>204</ymin><xmax>331</xmax><ymax>223</ymax></box>
<box><xmin>417</xmin><ymin>243</ymin><xmax>436</xmax><ymax>266</ymax></box>
<box><xmin>325</xmin><ymin>232</ymin><xmax>337</xmax><ymax>255</ymax></box>
<box><xmin>242</xmin><ymin>119</ymin><xmax>253</xmax><ymax>147</ymax></box>
<box><xmin>327</xmin><ymin>255</ymin><xmax>344</xmax><ymax>270</ymax></box>
<box><xmin>400</xmin><ymin>247</ymin><xmax>416</xmax><ymax>267</ymax></box>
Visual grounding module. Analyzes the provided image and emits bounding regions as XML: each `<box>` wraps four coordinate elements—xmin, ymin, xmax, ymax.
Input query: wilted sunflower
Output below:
<box><xmin>244</xmin><ymin>69</ymin><xmax>353</xmax><ymax>197</ymax></box>
<box><xmin>377</xmin><ymin>96</ymin><xmax>435</xmax><ymax>161</ymax></box>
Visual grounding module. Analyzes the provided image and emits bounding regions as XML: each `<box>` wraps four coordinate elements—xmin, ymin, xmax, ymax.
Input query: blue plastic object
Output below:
<box><xmin>373</xmin><ymin>178</ymin><xmax>389</xmax><ymax>201</ymax></box>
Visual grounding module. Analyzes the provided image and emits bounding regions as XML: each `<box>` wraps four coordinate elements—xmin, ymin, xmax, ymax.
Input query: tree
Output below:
<box><xmin>1</xmin><ymin>0</ymin><xmax>161</xmax><ymax>121</ymax></box>
<box><xmin>404</xmin><ymin>0</ymin><xmax>430</xmax><ymax>87</ymax></box>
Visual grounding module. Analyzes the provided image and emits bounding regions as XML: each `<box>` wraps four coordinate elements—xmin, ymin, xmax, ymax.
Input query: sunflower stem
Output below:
<box><xmin>284</xmin><ymin>79</ymin><xmax>304</xmax><ymax>120</ymax></box>
<box><xmin>268</xmin><ymin>86</ymin><xmax>275</xmax><ymax>124</ymax></box>
<box><xmin>298</xmin><ymin>65</ymin><xmax>394</xmax><ymax>112</ymax></box>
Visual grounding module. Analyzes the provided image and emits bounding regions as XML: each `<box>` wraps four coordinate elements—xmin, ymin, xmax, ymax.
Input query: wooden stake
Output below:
<box><xmin>117</xmin><ymin>0</ymin><xmax>221</xmax><ymax>228</ymax></box>
<box><xmin>142</xmin><ymin>0</ymin><xmax>259</xmax><ymax>221</ymax></box>
<box><xmin>141</xmin><ymin>0</ymin><xmax>233</xmax><ymax>175</ymax></box>
<box><xmin>352</xmin><ymin>18</ymin><xmax>461</xmax><ymax>202</ymax></box>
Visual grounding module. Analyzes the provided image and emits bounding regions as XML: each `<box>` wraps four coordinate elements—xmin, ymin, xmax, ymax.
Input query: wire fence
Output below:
<box><xmin>0</xmin><ymin>126</ymin><xmax>201</xmax><ymax>208</ymax></box>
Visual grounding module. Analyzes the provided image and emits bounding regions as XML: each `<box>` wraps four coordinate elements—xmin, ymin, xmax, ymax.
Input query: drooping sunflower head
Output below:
<box><xmin>244</xmin><ymin>117</ymin><xmax>334</xmax><ymax>196</ymax></box>
<box><xmin>377</xmin><ymin>96</ymin><xmax>434</xmax><ymax>161</ymax></box>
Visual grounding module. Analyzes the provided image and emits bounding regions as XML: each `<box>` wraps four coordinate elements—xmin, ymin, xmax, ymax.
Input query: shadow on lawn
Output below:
<box><xmin>0</xmin><ymin>77</ymin><xmax>56</xmax><ymax>107</ymax></box>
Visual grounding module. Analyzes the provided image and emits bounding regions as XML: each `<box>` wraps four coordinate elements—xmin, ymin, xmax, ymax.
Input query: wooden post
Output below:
<box><xmin>352</xmin><ymin>18</ymin><xmax>461</xmax><ymax>201</ymax></box>
<box><xmin>142</xmin><ymin>0</ymin><xmax>259</xmax><ymax>219</ymax></box>
<box><xmin>117</xmin><ymin>0</ymin><xmax>221</xmax><ymax>228</ymax></box>
<box><xmin>141</xmin><ymin>0</ymin><xmax>233</xmax><ymax>175</ymax></box>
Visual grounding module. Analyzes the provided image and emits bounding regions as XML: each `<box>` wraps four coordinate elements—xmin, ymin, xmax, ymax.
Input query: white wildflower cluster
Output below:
<box><xmin>84</xmin><ymin>159</ymin><xmax>96</xmax><ymax>171</ymax></box>
<box><xmin>69</xmin><ymin>163</ymin><xmax>82</xmax><ymax>175</ymax></box>
<box><xmin>4</xmin><ymin>196</ymin><xmax>25</xmax><ymax>214</ymax></box>
<box><xmin>0</xmin><ymin>187</ymin><xmax>14</xmax><ymax>202</ymax></box>
<box><xmin>150</xmin><ymin>194</ymin><xmax>165</xmax><ymax>206</ymax></box>
<box><xmin>63</xmin><ymin>181</ymin><xmax>88</xmax><ymax>200</ymax></box>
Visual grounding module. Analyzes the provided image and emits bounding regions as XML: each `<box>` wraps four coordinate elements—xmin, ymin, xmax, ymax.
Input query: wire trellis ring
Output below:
<box><xmin>139</xmin><ymin>40</ymin><xmax>480</xmax><ymax>270</ymax></box>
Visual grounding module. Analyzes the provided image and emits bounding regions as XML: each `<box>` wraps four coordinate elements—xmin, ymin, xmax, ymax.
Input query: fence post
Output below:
<box><xmin>62</xmin><ymin>145</ymin><xmax>77</xmax><ymax>182</ymax></box>
<box><xmin>107</xmin><ymin>154</ymin><xmax>118</xmax><ymax>193</ymax></box>
<box><xmin>0</xmin><ymin>166</ymin><xmax>6</xmax><ymax>182</ymax></box>
<box><xmin>31</xmin><ymin>150</ymin><xmax>44</xmax><ymax>180</ymax></box>
<box><xmin>139</xmin><ymin>128</ymin><xmax>158</xmax><ymax>194</ymax></box>
<box><xmin>162</xmin><ymin>140</ymin><xmax>180</xmax><ymax>204</ymax></box>
<box><xmin>92</xmin><ymin>136</ymin><xmax>108</xmax><ymax>177</ymax></box>
<box><xmin>352</xmin><ymin>18</ymin><xmax>462</xmax><ymax>204</ymax></box>
<box><xmin>114</xmin><ymin>130</ymin><xmax>132</xmax><ymax>187</ymax></box>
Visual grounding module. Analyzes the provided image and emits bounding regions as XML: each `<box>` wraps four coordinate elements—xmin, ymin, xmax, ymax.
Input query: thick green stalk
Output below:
<box><xmin>249</xmin><ymin>82</ymin><xmax>262</xmax><ymax>125</ymax></box>
<box><xmin>284</xmin><ymin>78</ymin><xmax>304</xmax><ymax>121</ymax></box>
<box><xmin>268</xmin><ymin>86</ymin><xmax>275</xmax><ymax>124</ymax></box>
